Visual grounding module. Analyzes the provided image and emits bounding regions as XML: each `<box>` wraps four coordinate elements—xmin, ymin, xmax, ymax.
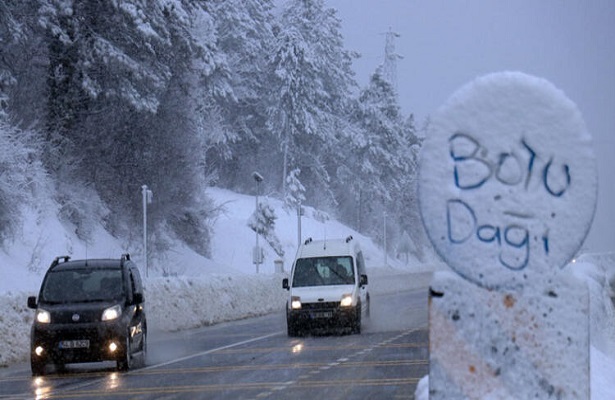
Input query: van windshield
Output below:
<box><xmin>40</xmin><ymin>268</ymin><xmax>124</xmax><ymax>303</ymax></box>
<box><xmin>292</xmin><ymin>256</ymin><xmax>354</xmax><ymax>287</ymax></box>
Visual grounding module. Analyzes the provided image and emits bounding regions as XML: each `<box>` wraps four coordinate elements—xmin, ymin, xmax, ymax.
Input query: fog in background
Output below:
<box><xmin>327</xmin><ymin>0</ymin><xmax>615</xmax><ymax>253</ymax></box>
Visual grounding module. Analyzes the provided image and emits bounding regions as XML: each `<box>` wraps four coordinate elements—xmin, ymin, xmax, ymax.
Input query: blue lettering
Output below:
<box><xmin>449</xmin><ymin>134</ymin><xmax>570</xmax><ymax>198</ymax></box>
<box><xmin>477</xmin><ymin>224</ymin><xmax>501</xmax><ymax>244</ymax></box>
<box><xmin>500</xmin><ymin>225</ymin><xmax>530</xmax><ymax>271</ymax></box>
<box><xmin>447</xmin><ymin>199</ymin><xmax>476</xmax><ymax>244</ymax></box>
<box><xmin>449</xmin><ymin>133</ymin><xmax>492</xmax><ymax>190</ymax></box>
<box><xmin>543</xmin><ymin>158</ymin><xmax>570</xmax><ymax>197</ymax></box>
<box><xmin>521</xmin><ymin>139</ymin><xmax>536</xmax><ymax>190</ymax></box>
<box><xmin>447</xmin><ymin>199</ymin><xmax>533</xmax><ymax>271</ymax></box>
<box><xmin>496</xmin><ymin>152</ymin><xmax>523</xmax><ymax>186</ymax></box>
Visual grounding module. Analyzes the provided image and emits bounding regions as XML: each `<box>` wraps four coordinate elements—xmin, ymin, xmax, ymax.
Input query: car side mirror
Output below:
<box><xmin>360</xmin><ymin>274</ymin><xmax>368</xmax><ymax>286</ymax></box>
<box><xmin>27</xmin><ymin>296</ymin><xmax>37</xmax><ymax>309</ymax></box>
<box><xmin>133</xmin><ymin>293</ymin><xmax>144</xmax><ymax>304</ymax></box>
<box><xmin>282</xmin><ymin>278</ymin><xmax>289</xmax><ymax>290</ymax></box>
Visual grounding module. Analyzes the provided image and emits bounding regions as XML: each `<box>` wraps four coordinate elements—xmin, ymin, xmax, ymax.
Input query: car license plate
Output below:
<box><xmin>312</xmin><ymin>311</ymin><xmax>333</xmax><ymax>319</ymax></box>
<box><xmin>59</xmin><ymin>340</ymin><xmax>90</xmax><ymax>349</ymax></box>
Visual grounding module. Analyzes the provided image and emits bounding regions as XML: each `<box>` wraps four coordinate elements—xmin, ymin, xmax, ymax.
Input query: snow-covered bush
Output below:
<box><xmin>169</xmin><ymin>207</ymin><xmax>213</xmax><ymax>258</ymax></box>
<box><xmin>248</xmin><ymin>201</ymin><xmax>284</xmax><ymax>257</ymax></box>
<box><xmin>56</xmin><ymin>181</ymin><xmax>111</xmax><ymax>242</ymax></box>
<box><xmin>0</xmin><ymin>121</ymin><xmax>49</xmax><ymax>244</ymax></box>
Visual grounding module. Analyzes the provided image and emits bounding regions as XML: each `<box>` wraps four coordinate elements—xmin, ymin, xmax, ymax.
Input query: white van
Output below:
<box><xmin>282</xmin><ymin>236</ymin><xmax>370</xmax><ymax>336</ymax></box>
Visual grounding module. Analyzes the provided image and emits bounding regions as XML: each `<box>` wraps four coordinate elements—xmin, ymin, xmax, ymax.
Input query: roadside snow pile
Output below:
<box><xmin>0</xmin><ymin>292</ymin><xmax>35</xmax><ymax>367</ymax></box>
<box><xmin>571</xmin><ymin>255</ymin><xmax>615</xmax><ymax>355</ymax></box>
<box><xmin>0</xmin><ymin>272</ymin><xmax>287</xmax><ymax>367</ymax></box>
<box><xmin>146</xmin><ymin>274</ymin><xmax>287</xmax><ymax>332</ymax></box>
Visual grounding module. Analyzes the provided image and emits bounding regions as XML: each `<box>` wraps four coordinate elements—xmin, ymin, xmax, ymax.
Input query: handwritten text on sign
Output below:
<box><xmin>446</xmin><ymin>132</ymin><xmax>571</xmax><ymax>271</ymax></box>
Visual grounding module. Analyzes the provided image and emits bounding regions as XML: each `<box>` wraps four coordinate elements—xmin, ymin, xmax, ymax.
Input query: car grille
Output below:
<box><xmin>52</xmin><ymin>310</ymin><xmax>101</xmax><ymax>324</ymax></box>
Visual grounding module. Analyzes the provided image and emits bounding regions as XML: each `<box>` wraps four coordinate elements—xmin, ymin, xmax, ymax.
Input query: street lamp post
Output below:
<box><xmin>297</xmin><ymin>201</ymin><xmax>302</xmax><ymax>248</ymax></box>
<box><xmin>383</xmin><ymin>210</ymin><xmax>388</xmax><ymax>267</ymax></box>
<box><xmin>141</xmin><ymin>185</ymin><xmax>153</xmax><ymax>277</ymax></box>
<box><xmin>252</xmin><ymin>172</ymin><xmax>263</xmax><ymax>273</ymax></box>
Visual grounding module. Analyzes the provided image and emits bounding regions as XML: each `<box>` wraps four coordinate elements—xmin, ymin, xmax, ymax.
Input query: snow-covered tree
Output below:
<box><xmin>33</xmin><ymin>1</ymin><xmax>220</xmax><ymax>252</ymax></box>
<box><xmin>333</xmin><ymin>68</ymin><xmax>423</xmax><ymax>256</ymax></box>
<box><xmin>0</xmin><ymin>121</ymin><xmax>48</xmax><ymax>242</ymax></box>
<box><xmin>267</xmin><ymin>0</ymin><xmax>357</xmax><ymax>205</ymax></box>
<box><xmin>1</xmin><ymin>1</ymin><xmax>47</xmax><ymax>124</ymax></box>
<box><xmin>0</xmin><ymin>1</ymin><xmax>19</xmax><ymax>119</ymax></box>
<box><xmin>284</xmin><ymin>168</ymin><xmax>306</xmax><ymax>212</ymax></box>
<box><xmin>199</xmin><ymin>0</ymin><xmax>276</xmax><ymax>191</ymax></box>
<box><xmin>336</xmin><ymin>69</ymin><xmax>404</xmax><ymax>231</ymax></box>
<box><xmin>248</xmin><ymin>201</ymin><xmax>284</xmax><ymax>257</ymax></box>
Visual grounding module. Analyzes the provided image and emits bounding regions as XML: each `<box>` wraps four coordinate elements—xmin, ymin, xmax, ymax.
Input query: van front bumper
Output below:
<box><xmin>287</xmin><ymin>302</ymin><xmax>357</xmax><ymax>328</ymax></box>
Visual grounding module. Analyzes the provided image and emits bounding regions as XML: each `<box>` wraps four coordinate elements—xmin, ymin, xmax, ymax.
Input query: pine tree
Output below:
<box><xmin>267</xmin><ymin>0</ymin><xmax>357</xmax><ymax>206</ymax></box>
<box><xmin>36</xmin><ymin>1</ymin><xmax>220</xmax><ymax>250</ymax></box>
<box><xmin>1</xmin><ymin>0</ymin><xmax>47</xmax><ymax>125</ymax></box>
<box><xmin>284</xmin><ymin>168</ymin><xmax>306</xmax><ymax>212</ymax></box>
<box><xmin>205</xmin><ymin>0</ymin><xmax>276</xmax><ymax>191</ymax></box>
<box><xmin>339</xmin><ymin>69</ymin><xmax>404</xmax><ymax>232</ymax></box>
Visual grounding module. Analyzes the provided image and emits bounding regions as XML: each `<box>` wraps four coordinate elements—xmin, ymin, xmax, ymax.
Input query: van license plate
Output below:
<box><xmin>59</xmin><ymin>340</ymin><xmax>90</xmax><ymax>349</ymax></box>
<box><xmin>312</xmin><ymin>312</ymin><xmax>333</xmax><ymax>319</ymax></box>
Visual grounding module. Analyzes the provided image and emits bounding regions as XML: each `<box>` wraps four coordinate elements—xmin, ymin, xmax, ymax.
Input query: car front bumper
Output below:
<box><xmin>31</xmin><ymin>321</ymin><xmax>127</xmax><ymax>364</ymax></box>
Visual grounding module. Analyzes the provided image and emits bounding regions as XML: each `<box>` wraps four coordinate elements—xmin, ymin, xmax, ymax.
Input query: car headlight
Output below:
<box><xmin>102</xmin><ymin>304</ymin><xmax>122</xmax><ymax>321</ymax></box>
<box><xmin>291</xmin><ymin>296</ymin><xmax>302</xmax><ymax>310</ymax></box>
<box><xmin>36</xmin><ymin>309</ymin><xmax>51</xmax><ymax>324</ymax></box>
<box><xmin>340</xmin><ymin>294</ymin><xmax>353</xmax><ymax>307</ymax></box>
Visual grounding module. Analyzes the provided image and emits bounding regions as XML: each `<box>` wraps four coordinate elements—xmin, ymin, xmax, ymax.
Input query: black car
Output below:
<box><xmin>27</xmin><ymin>254</ymin><xmax>147</xmax><ymax>376</ymax></box>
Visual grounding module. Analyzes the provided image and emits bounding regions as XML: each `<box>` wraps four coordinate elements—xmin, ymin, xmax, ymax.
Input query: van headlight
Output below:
<box><xmin>102</xmin><ymin>305</ymin><xmax>122</xmax><ymax>321</ymax></box>
<box><xmin>291</xmin><ymin>296</ymin><xmax>302</xmax><ymax>310</ymax></box>
<box><xmin>36</xmin><ymin>309</ymin><xmax>51</xmax><ymax>324</ymax></box>
<box><xmin>340</xmin><ymin>294</ymin><xmax>353</xmax><ymax>307</ymax></box>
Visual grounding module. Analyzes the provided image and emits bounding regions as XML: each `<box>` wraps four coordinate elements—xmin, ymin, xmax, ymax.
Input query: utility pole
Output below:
<box><xmin>384</xmin><ymin>210</ymin><xmax>388</xmax><ymax>267</ymax></box>
<box><xmin>297</xmin><ymin>201</ymin><xmax>302</xmax><ymax>248</ymax></box>
<box><xmin>141</xmin><ymin>185</ymin><xmax>153</xmax><ymax>277</ymax></box>
<box><xmin>382</xmin><ymin>27</ymin><xmax>403</xmax><ymax>94</ymax></box>
<box><xmin>252</xmin><ymin>172</ymin><xmax>264</xmax><ymax>273</ymax></box>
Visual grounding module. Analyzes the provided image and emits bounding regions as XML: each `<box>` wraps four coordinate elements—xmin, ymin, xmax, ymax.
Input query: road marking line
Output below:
<box><xmin>23</xmin><ymin>331</ymin><xmax>284</xmax><ymax>399</ymax></box>
<box><xmin>143</xmin><ymin>331</ymin><xmax>283</xmax><ymax>371</ymax></box>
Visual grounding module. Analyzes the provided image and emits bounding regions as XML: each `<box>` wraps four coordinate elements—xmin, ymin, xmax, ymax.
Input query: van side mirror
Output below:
<box><xmin>282</xmin><ymin>278</ymin><xmax>289</xmax><ymax>290</ymax></box>
<box><xmin>27</xmin><ymin>296</ymin><xmax>37</xmax><ymax>309</ymax></box>
<box><xmin>360</xmin><ymin>274</ymin><xmax>368</xmax><ymax>286</ymax></box>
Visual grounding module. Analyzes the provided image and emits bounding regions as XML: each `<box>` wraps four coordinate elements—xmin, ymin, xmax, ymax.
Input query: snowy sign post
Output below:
<box><xmin>418</xmin><ymin>72</ymin><xmax>597</xmax><ymax>399</ymax></box>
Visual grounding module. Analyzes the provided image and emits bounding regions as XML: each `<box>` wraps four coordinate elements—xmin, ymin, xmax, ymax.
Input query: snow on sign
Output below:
<box><xmin>418</xmin><ymin>71</ymin><xmax>597</xmax><ymax>289</ymax></box>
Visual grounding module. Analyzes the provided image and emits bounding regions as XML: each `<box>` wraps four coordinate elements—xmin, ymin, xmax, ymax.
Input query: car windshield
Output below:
<box><xmin>292</xmin><ymin>256</ymin><xmax>354</xmax><ymax>287</ymax></box>
<box><xmin>40</xmin><ymin>268</ymin><xmax>123</xmax><ymax>303</ymax></box>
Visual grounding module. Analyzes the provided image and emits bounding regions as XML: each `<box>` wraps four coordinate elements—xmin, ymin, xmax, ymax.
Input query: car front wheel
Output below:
<box><xmin>117</xmin><ymin>335</ymin><xmax>132</xmax><ymax>372</ymax></box>
<box><xmin>31</xmin><ymin>358</ymin><xmax>46</xmax><ymax>376</ymax></box>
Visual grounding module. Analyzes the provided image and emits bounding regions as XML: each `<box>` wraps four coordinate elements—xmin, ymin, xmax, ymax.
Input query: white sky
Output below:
<box><xmin>325</xmin><ymin>0</ymin><xmax>615</xmax><ymax>254</ymax></box>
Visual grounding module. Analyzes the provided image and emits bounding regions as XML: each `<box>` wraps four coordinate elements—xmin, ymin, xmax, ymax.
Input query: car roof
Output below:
<box><xmin>50</xmin><ymin>259</ymin><xmax>124</xmax><ymax>271</ymax></box>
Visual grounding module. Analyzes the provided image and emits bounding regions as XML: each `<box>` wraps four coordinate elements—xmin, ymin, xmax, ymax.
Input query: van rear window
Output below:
<box><xmin>292</xmin><ymin>256</ymin><xmax>354</xmax><ymax>287</ymax></box>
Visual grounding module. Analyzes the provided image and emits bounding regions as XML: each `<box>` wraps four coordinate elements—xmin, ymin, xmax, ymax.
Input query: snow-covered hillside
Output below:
<box><xmin>0</xmin><ymin>187</ymin><xmax>426</xmax><ymax>366</ymax></box>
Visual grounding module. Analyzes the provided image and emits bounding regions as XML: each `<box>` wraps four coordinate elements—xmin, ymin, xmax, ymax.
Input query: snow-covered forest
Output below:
<box><xmin>0</xmin><ymin>0</ymin><xmax>427</xmax><ymax>264</ymax></box>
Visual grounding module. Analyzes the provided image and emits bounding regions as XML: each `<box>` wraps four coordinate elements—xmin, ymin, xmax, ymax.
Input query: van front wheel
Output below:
<box><xmin>287</xmin><ymin>319</ymin><xmax>300</xmax><ymax>337</ymax></box>
<box><xmin>351</xmin><ymin>305</ymin><xmax>361</xmax><ymax>334</ymax></box>
<box><xmin>286</xmin><ymin>313</ymin><xmax>300</xmax><ymax>337</ymax></box>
